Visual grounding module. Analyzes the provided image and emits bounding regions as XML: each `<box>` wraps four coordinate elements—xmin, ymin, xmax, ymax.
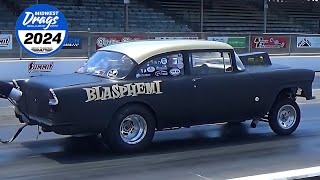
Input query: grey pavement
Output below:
<box><xmin>0</xmin><ymin>102</ymin><xmax>318</xmax><ymax>180</ymax></box>
<box><xmin>270</xmin><ymin>56</ymin><xmax>320</xmax><ymax>72</ymax></box>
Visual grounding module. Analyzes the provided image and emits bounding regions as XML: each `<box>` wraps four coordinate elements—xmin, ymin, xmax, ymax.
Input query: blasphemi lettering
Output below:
<box><xmin>84</xmin><ymin>81</ymin><xmax>162</xmax><ymax>102</ymax></box>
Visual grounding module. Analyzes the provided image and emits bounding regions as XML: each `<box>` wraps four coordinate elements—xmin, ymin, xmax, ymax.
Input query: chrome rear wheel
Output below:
<box><xmin>102</xmin><ymin>105</ymin><xmax>155</xmax><ymax>153</ymax></box>
<box><xmin>120</xmin><ymin>114</ymin><xmax>147</xmax><ymax>145</ymax></box>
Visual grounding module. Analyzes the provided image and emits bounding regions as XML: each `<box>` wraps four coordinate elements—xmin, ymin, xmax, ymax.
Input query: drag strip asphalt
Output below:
<box><xmin>0</xmin><ymin>105</ymin><xmax>320</xmax><ymax>180</ymax></box>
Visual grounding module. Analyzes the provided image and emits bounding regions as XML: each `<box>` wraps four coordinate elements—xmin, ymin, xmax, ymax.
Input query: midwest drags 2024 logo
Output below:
<box><xmin>15</xmin><ymin>4</ymin><xmax>68</xmax><ymax>56</ymax></box>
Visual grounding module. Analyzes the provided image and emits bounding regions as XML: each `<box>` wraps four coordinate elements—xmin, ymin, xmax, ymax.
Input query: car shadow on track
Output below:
<box><xmin>18</xmin><ymin>122</ymin><xmax>298</xmax><ymax>165</ymax></box>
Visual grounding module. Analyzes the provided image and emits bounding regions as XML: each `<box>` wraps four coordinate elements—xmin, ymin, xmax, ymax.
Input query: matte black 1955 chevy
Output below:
<box><xmin>0</xmin><ymin>40</ymin><xmax>315</xmax><ymax>152</ymax></box>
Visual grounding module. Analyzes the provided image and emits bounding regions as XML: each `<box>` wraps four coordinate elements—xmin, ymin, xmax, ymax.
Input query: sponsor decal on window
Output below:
<box><xmin>83</xmin><ymin>81</ymin><xmax>163</xmax><ymax>102</ymax></box>
<box><xmin>155</xmin><ymin>70</ymin><xmax>168</xmax><ymax>76</ymax></box>
<box><xmin>106</xmin><ymin>69</ymin><xmax>118</xmax><ymax>78</ymax></box>
<box><xmin>136</xmin><ymin>73</ymin><xmax>151</xmax><ymax>78</ymax></box>
<box><xmin>169</xmin><ymin>68</ymin><xmax>181</xmax><ymax>76</ymax></box>
<box><xmin>146</xmin><ymin>66</ymin><xmax>156</xmax><ymax>73</ymax></box>
<box><xmin>28</xmin><ymin>61</ymin><xmax>54</xmax><ymax>73</ymax></box>
<box><xmin>0</xmin><ymin>34</ymin><xmax>13</xmax><ymax>50</ymax></box>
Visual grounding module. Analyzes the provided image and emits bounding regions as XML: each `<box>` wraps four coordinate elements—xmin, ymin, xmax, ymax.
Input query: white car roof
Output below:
<box><xmin>98</xmin><ymin>40</ymin><xmax>234</xmax><ymax>64</ymax></box>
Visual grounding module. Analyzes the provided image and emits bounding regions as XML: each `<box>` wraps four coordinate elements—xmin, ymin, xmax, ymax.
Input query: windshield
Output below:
<box><xmin>77</xmin><ymin>51</ymin><xmax>136</xmax><ymax>79</ymax></box>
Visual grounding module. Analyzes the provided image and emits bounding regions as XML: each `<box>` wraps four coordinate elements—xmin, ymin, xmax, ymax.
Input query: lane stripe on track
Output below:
<box><xmin>0</xmin><ymin>106</ymin><xmax>14</xmax><ymax>109</ymax></box>
<box><xmin>228</xmin><ymin>166</ymin><xmax>320</xmax><ymax>180</ymax></box>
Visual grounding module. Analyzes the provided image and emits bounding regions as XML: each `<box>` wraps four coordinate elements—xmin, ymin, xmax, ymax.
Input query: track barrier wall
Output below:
<box><xmin>0</xmin><ymin>31</ymin><xmax>319</xmax><ymax>81</ymax></box>
<box><xmin>1</xmin><ymin>31</ymin><xmax>320</xmax><ymax>59</ymax></box>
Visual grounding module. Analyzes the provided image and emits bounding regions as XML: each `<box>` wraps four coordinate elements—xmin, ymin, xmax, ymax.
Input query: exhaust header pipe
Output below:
<box><xmin>0</xmin><ymin>81</ymin><xmax>22</xmax><ymax>101</ymax></box>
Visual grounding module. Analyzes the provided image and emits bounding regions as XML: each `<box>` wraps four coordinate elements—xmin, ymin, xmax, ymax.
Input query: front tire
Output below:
<box><xmin>102</xmin><ymin>105</ymin><xmax>156</xmax><ymax>153</ymax></box>
<box><xmin>268</xmin><ymin>98</ymin><xmax>300</xmax><ymax>136</ymax></box>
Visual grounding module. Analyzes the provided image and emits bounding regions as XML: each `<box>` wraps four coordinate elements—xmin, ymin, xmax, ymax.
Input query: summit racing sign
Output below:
<box><xmin>0</xmin><ymin>34</ymin><xmax>12</xmax><ymax>50</ymax></box>
<box><xmin>28</xmin><ymin>61</ymin><xmax>54</xmax><ymax>73</ymax></box>
<box><xmin>15</xmin><ymin>4</ymin><xmax>68</xmax><ymax>56</ymax></box>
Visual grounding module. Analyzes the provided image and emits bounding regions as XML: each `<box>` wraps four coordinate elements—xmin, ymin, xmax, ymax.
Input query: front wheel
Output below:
<box><xmin>268</xmin><ymin>98</ymin><xmax>300</xmax><ymax>136</ymax></box>
<box><xmin>102</xmin><ymin>105</ymin><xmax>156</xmax><ymax>153</ymax></box>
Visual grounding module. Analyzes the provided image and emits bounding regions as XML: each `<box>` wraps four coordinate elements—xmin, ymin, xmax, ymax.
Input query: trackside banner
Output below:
<box><xmin>252</xmin><ymin>36</ymin><xmax>287</xmax><ymax>49</ymax></box>
<box><xmin>63</xmin><ymin>37</ymin><xmax>82</xmax><ymax>49</ymax></box>
<box><xmin>154</xmin><ymin>37</ymin><xmax>198</xmax><ymax>40</ymax></box>
<box><xmin>0</xmin><ymin>34</ymin><xmax>13</xmax><ymax>50</ymax></box>
<box><xmin>96</xmin><ymin>36</ymin><xmax>145</xmax><ymax>50</ymax></box>
<box><xmin>207</xmin><ymin>37</ymin><xmax>246</xmax><ymax>48</ymax></box>
<box><xmin>297</xmin><ymin>37</ymin><xmax>320</xmax><ymax>48</ymax></box>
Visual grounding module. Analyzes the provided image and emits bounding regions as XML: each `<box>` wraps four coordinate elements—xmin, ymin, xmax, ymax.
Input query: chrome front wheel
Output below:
<box><xmin>277</xmin><ymin>105</ymin><xmax>297</xmax><ymax>130</ymax></box>
<box><xmin>269</xmin><ymin>98</ymin><xmax>300</xmax><ymax>136</ymax></box>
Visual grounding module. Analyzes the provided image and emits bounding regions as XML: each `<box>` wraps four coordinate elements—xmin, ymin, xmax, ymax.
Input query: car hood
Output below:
<box><xmin>26</xmin><ymin>73</ymin><xmax>104</xmax><ymax>89</ymax></box>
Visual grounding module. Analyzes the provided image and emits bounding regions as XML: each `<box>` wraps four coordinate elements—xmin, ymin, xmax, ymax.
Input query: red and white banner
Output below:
<box><xmin>96</xmin><ymin>36</ymin><xmax>145</xmax><ymax>50</ymax></box>
<box><xmin>252</xmin><ymin>36</ymin><xmax>288</xmax><ymax>49</ymax></box>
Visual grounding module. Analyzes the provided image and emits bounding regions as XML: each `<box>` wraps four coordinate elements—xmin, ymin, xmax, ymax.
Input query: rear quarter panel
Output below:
<box><xmin>248</xmin><ymin>68</ymin><xmax>315</xmax><ymax>117</ymax></box>
<box><xmin>53</xmin><ymin>79</ymin><xmax>168</xmax><ymax>132</ymax></box>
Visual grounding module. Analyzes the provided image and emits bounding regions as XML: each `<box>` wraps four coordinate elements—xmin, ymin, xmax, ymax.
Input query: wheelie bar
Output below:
<box><xmin>0</xmin><ymin>123</ymin><xmax>28</xmax><ymax>144</ymax></box>
<box><xmin>0</xmin><ymin>81</ymin><xmax>28</xmax><ymax>144</ymax></box>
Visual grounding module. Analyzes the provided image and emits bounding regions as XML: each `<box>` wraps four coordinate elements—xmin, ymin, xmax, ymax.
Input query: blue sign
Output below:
<box><xmin>63</xmin><ymin>37</ymin><xmax>82</xmax><ymax>49</ymax></box>
<box><xmin>15</xmin><ymin>4</ymin><xmax>68</xmax><ymax>57</ymax></box>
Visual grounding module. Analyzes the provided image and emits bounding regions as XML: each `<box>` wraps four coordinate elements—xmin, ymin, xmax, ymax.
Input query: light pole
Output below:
<box><xmin>124</xmin><ymin>0</ymin><xmax>129</xmax><ymax>32</ymax></box>
<box><xmin>200</xmin><ymin>0</ymin><xmax>203</xmax><ymax>32</ymax></box>
<box><xmin>264</xmin><ymin>0</ymin><xmax>268</xmax><ymax>33</ymax></box>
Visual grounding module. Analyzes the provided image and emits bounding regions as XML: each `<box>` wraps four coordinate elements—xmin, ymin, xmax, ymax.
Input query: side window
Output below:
<box><xmin>136</xmin><ymin>53</ymin><xmax>185</xmax><ymax>78</ymax></box>
<box><xmin>191</xmin><ymin>51</ymin><xmax>233</xmax><ymax>75</ymax></box>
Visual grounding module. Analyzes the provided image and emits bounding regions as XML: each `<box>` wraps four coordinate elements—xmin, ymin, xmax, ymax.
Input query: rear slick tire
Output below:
<box><xmin>102</xmin><ymin>105</ymin><xmax>155</xmax><ymax>153</ymax></box>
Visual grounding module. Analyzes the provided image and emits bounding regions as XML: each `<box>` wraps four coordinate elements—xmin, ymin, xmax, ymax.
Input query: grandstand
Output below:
<box><xmin>148</xmin><ymin>0</ymin><xmax>315</xmax><ymax>33</ymax></box>
<box><xmin>0</xmin><ymin>0</ymin><xmax>319</xmax><ymax>33</ymax></box>
<box><xmin>268</xmin><ymin>0</ymin><xmax>320</xmax><ymax>33</ymax></box>
<box><xmin>0</xmin><ymin>0</ymin><xmax>17</xmax><ymax>30</ymax></box>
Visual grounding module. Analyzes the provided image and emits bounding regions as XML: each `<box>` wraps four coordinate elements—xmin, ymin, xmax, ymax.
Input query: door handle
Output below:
<box><xmin>192</xmin><ymin>78</ymin><xmax>202</xmax><ymax>82</ymax></box>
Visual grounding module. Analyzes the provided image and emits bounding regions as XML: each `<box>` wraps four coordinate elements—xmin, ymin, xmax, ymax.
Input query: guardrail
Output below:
<box><xmin>1</xmin><ymin>30</ymin><xmax>320</xmax><ymax>59</ymax></box>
